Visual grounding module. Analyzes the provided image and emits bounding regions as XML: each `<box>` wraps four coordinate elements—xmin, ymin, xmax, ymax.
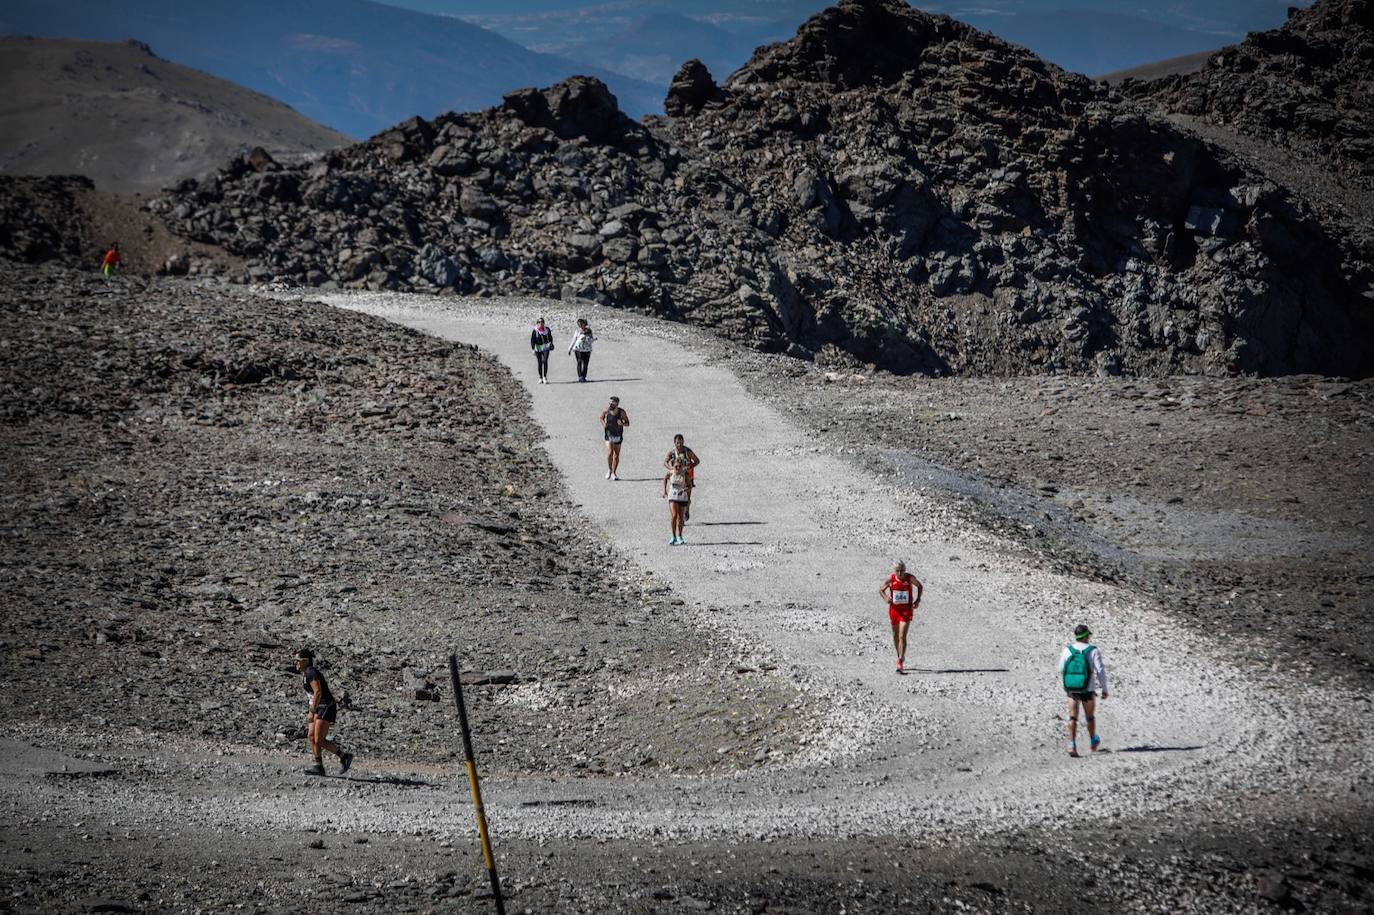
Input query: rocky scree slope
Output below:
<box><xmin>0</xmin><ymin>264</ymin><xmax>804</xmax><ymax>775</ymax></box>
<box><xmin>149</xmin><ymin>0</ymin><xmax>1374</xmax><ymax>378</ymax></box>
<box><xmin>1119</xmin><ymin>0</ymin><xmax>1374</xmax><ymax>184</ymax></box>
<box><xmin>0</xmin><ymin>175</ymin><xmax>95</xmax><ymax>265</ymax></box>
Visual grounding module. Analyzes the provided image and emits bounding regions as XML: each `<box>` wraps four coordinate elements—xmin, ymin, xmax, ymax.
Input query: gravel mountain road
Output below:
<box><xmin>309</xmin><ymin>291</ymin><xmax>1368</xmax><ymax>843</ymax></box>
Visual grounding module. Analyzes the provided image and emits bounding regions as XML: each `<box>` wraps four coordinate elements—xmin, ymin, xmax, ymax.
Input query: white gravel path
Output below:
<box><xmin>275</xmin><ymin>291</ymin><xmax>1370</xmax><ymax>843</ymax></box>
<box><xmin>8</xmin><ymin>290</ymin><xmax>1366</xmax><ymax>855</ymax></box>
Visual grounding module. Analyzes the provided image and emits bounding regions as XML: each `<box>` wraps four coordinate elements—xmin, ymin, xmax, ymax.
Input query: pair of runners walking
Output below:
<box><xmin>528</xmin><ymin>316</ymin><xmax>595</xmax><ymax>383</ymax></box>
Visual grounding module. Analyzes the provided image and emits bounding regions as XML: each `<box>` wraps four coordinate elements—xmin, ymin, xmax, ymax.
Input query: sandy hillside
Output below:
<box><xmin>0</xmin><ymin>36</ymin><xmax>349</xmax><ymax>192</ymax></box>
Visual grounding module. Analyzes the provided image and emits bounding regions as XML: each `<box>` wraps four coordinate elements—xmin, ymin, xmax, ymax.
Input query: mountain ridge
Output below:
<box><xmin>0</xmin><ymin>36</ymin><xmax>350</xmax><ymax>192</ymax></box>
<box><xmin>112</xmin><ymin>0</ymin><xmax>1374</xmax><ymax>378</ymax></box>
<box><xmin>0</xmin><ymin>0</ymin><xmax>664</xmax><ymax>138</ymax></box>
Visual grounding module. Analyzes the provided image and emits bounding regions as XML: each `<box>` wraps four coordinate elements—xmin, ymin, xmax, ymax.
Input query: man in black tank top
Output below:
<box><xmin>600</xmin><ymin>396</ymin><xmax>629</xmax><ymax>481</ymax></box>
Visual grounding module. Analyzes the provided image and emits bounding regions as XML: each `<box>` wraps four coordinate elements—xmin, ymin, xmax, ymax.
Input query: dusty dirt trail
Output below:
<box><xmin>283</xmin><ymin>291</ymin><xmax>1367</xmax><ymax>843</ymax></box>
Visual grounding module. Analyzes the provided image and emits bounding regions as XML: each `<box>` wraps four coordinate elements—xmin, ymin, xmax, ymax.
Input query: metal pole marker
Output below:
<box><xmin>448</xmin><ymin>653</ymin><xmax>506</xmax><ymax>915</ymax></box>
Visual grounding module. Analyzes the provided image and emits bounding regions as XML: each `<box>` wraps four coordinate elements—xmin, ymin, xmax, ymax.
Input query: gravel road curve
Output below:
<box><xmin>299</xmin><ymin>291</ymin><xmax>1372</xmax><ymax>844</ymax></box>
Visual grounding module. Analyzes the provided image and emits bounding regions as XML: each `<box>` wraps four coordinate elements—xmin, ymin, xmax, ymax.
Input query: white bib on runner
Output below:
<box><xmin>892</xmin><ymin>590</ymin><xmax>911</xmax><ymax>605</ymax></box>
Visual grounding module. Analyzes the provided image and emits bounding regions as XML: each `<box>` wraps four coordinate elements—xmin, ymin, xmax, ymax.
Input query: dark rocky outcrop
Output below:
<box><xmin>0</xmin><ymin>175</ymin><xmax>94</xmax><ymax>265</ymax></box>
<box><xmin>664</xmin><ymin>59</ymin><xmax>722</xmax><ymax>117</ymax></box>
<box><xmin>1120</xmin><ymin>0</ymin><xmax>1374</xmax><ymax>181</ymax></box>
<box><xmin>142</xmin><ymin>0</ymin><xmax>1373</xmax><ymax>378</ymax></box>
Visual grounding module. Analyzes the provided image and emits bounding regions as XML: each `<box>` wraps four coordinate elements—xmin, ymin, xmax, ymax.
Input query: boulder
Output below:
<box><xmin>665</xmin><ymin>59</ymin><xmax>722</xmax><ymax>117</ymax></box>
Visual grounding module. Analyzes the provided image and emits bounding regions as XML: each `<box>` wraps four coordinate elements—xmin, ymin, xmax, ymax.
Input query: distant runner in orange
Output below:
<box><xmin>100</xmin><ymin>243</ymin><xmax>122</xmax><ymax>276</ymax></box>
<box><xmin>879</xmin><ymin>560</ymin><xmax>923</xmax><ymax>673</ymax></box>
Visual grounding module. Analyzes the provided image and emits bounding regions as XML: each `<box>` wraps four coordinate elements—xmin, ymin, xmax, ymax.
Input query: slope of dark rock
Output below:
<box><xmin>0</xmin><ymin>262</ymin><xmax>805</xmax><ymax>775</ymax></box>
<box><xmin>147</xmin><ymin>0</ymin><xmax>1374</xmax><ymax>378</ymax></box>
<box><xmin>1120</xmin><ymin>0</ymin><xmax>1374</xmax><ymax>182</ymax></box>
<box><xmin>0</xmin><ymin>175</ymin><xmax>93</xmax><ymax>264</ymax></box>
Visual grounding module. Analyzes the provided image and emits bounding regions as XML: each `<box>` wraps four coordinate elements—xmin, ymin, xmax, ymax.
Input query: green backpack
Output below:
<box><xmin>1062</xmin><ymin>644</ymin><xmax>1093</xmax><ymax>691</ymax></box>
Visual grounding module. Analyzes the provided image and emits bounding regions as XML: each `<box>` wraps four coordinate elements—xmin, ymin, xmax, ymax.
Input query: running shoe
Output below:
<box><xmin>611</xmin><ymin>472</ymin><xmax>619</xmax><ymax>481</ymax></box>
<box><xmin>1068</xmin><ymin>743</ymin><xmax>1080</xmax><ymax>758</ymax></box>
<box><xmin>896</xmin><ymin>657</ymin><xmax>904</xmax><ymax>673</ymax></box>
<box><xmin>606</xmin><ymin>470</ymin><xmax>612</xmax><ymax>480</ymax></box>
<box><xmin>1090</xmin><ymin>735</ymin><xmax>1102</xmax><ymax>752</ymax></box>
<box><xmin>669</xmin><ymin>536</ymin><xmax>678</xmax><ymax>545</ymax></box>
<box><xmin>339</xmin><ymin>752</ymin><xmax>354</xmax><ymax>774</ymax></box>
<box><xmin>304</xmin><ymin>763</ymin><xmax>326</xmax><ymax>776</ymax></box>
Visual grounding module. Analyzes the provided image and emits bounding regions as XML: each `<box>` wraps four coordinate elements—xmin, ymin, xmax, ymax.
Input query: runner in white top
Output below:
<box><xmin>662</xmin><ymin>453</ymin><xmax>693</xmax><ymax>545</ymax></box>
<box><xmin>1058</xmin><ymin>623</ymin><xmax>1109</xmax><ymax>757</ymax></box>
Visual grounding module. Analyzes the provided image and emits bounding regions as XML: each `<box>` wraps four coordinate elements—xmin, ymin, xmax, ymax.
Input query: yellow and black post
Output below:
<box><xmin>448</xmin><ymin>653</ymin><xmax>505</xmax><ymax>915</ymax></box>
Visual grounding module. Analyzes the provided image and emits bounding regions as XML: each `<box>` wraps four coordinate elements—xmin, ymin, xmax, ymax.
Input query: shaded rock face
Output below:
<box><xmin>664</xmin><ymin>59</ymin><xmax>722</xmax><ymax>116</ymax></box>
<box><xmin>0</xmin><ymin>175</ymin><xmax>93</xmax><ymax>265</ymax></box>
<box><xmin>146</xmin><ymin>0</ymin><xmax>1374</xmax><ymax>378</ymax></box>
<box><xmin>502</xmin><ymin>77</ymin><xmax>639</xmax><ymax>144</ymax></box>
<box><xmin>1121</xmin><ymin>0</ymin><xmax>1374</xmax><ymax>181</ymax></box>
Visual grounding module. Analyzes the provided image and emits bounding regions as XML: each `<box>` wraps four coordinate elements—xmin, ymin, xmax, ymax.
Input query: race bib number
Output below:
<box><xmin>892</xmin><ymin>591</ymin><xmax>911</xmax><ymax>605</ymax></box>
<box><xmin>607</xmin><ymin>434</ymin><xmax>623</xmax><ymax>444</ymax></box>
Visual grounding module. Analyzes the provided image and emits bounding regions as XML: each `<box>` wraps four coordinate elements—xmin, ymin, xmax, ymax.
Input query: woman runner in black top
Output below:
<box><xmin>294</xmin><ymin>648</ymin><xmax>353</xmax><ymax>776</ymax></box>
<box><xmin>530</xmin><ymin>317</ymin><xmax>554</xmax><ymax>384</ymax></box>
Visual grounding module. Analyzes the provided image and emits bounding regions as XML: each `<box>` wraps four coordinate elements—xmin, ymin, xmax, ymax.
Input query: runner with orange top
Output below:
<box><xmin>100</xmin><ymin>243</ymin><xmax>122</xmax><ymax>276</ymax></box>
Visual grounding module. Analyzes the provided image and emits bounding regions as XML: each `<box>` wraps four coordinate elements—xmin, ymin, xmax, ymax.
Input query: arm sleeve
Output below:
<box><xmin>1092</xmin><ymin>648</ymin><xmax>1108</xmax><ymax>692</ymax></box>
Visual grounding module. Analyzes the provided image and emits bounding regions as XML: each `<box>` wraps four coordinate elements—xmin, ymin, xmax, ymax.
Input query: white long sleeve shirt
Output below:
<box><xmin>1057</xmin><ymin>640</ymin><xmax>1109</xmax><ymax>693</ymax></box>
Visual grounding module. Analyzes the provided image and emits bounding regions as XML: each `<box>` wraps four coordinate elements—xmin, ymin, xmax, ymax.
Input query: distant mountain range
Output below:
<box><xmin>0</xmin><ymin>37</ymin><xmax>348</xmax><ymax>192</ymax></box>
<box><xmin>392</xmin><ymin>0</ymin><xmax>1302</xmax><ymax>84</ymax></box>
<box><xmin>0</xmin><ymin>0</ymin><xmax>664</xmax><ymax>139</ymax></box>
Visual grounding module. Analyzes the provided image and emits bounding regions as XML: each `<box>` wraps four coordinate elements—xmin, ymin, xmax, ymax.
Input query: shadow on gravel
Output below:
<box><xmin>340</xmin><ymin>775</ymin><xmax>439</xmax><ymax>788</ymax></box>
<box><xmin>697</xmin><ymin>521</ymin><xmax>768</xmax><ymax>526</ymax></box>
<box><xmin>1118</xmin><ymin>745</ymin><xmax>1204</xmax><ymax>753</ymax></box>
<box><xmin>617</xmin><ymin>477</ymin><xmax>665</xmax><ymax>482</ymax></box>
<box><xmin>684</xmin><ymin>541</ymin><xmax>766</xmax><ymax>546</ymax></box>
<box><xmin>555</xmin><ymin>378</ymin><xmax>643</xmax><ymax>384</ymax></box>
<box><xmin>908</xmin><ymin>668</ymin><xmax>1010</xmax><ymax>674</ymax></box>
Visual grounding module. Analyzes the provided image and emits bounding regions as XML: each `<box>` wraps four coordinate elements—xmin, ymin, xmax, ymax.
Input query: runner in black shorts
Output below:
<box><xmin>600</xmin><ymin>396</ymin><xmax>629</xmax><ymax>481</ymax></box>
<box><xmin>294</xmin><ymin>648</ymin><xmax>353</xmax><ymax>776</ymax></box>
<box><xmin>1057</xmin><ymin>625</ymin><xmax>1109</xmax><ymax>758</ymax></box>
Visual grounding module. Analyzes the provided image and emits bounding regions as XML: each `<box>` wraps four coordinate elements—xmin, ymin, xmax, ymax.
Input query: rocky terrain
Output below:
<box><xmin>144</xmin><ymin>0</ymin><xmax>1373</xmax><ymax>379</ymax></box>
<box><xmin>1120</xmin><ymin>0</ymin><xmax>1374</xmax><ymax>184</ymax></box>
<box><xmin>0</xmin><ymin>173</ymin><xmax>238</xmax><ymax>276</ymax></box>
<box><xmin>0</xmin><ymin>37</ymin><xmax>350</xmax><ymax>193</ymax></box>
<box><xmin>0</xmin><ymin>175</ymin><xmax>94</xmax><ymax>265</ymax></box>
<box><xmin>0</xmin><ymin>263</ymin><xmax>809</xmax><ymax>778</ymax></box>
<box><xmin>4</xmin><ymin>280</ymin><xmax>1371</xmax><ymax>914</ymax></box>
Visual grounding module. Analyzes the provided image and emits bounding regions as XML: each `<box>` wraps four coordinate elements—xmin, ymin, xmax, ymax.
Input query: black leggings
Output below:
<box><xmin>535</xmin><ymin>350</ymin><xmax>550</xmax><ymax>378</ymax></box>
<box><xmin>575</xmin><ymin>350</ymin><xmax>591</xmax><ymax>380</ymax></box>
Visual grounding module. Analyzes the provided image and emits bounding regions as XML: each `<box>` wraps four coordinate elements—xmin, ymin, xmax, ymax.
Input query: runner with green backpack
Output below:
<box><xmin>1058</xmin><ymin>624</ymin><xmax>1108</xmax><ymax>758</ymax></box>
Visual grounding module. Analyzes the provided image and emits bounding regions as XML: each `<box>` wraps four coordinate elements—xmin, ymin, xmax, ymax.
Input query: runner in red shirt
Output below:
<box><xmin>100</xmin><ymin>243</ymin><xmax>122</xmax><ymax>277</ymax></box>
<box><xmin>879</xmin><ymin>560</ymin><xmax>923</xmax><ymax>673</ymax></box>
